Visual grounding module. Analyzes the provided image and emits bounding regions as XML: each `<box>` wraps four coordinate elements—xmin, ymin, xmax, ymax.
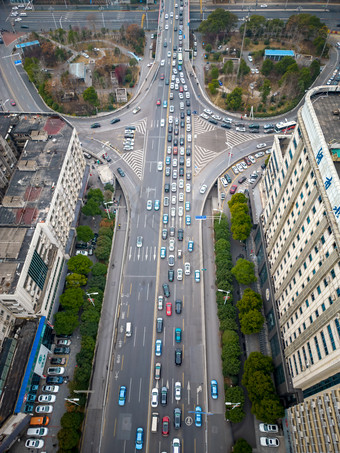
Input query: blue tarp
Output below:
<box><xmin>14</xmin><ymin>316</ymin><xmax>46</xmax><ymax>413</ymax></box>
<box><xmin>265</xmin><ymin>49</ymin><xmax>295</xmax><ymax>57</ymax></box>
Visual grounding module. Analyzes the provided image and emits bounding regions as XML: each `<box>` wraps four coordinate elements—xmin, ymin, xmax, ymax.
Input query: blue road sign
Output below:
<box><xmin>195</xmin><ymin>216</ymin><xmax>207</xmax><ymax>220</ymax></box>
<box><xmin>14</xmin><ymin>60</ymin><xmax>22</xmax><ymax>65</ymax></box>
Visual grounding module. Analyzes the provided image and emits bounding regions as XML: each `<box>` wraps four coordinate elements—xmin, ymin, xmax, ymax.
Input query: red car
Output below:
<box><xmin>162</xmin><ymin>416</ymin><xmax>170</xmax><ymax>437</ymax></box>
<box><xmin>166</xmin><ymin>302</ymin><xmax>172</xmax><ymax>316</ymax></box>
<box><xmin>156</xmin><ymin>99</ymin><xmax>161</xmax><ymax>106</ymax></box>
<box><xmin>173</xmin><ymin>146</ymin><xmax>178</xmax><ymax>155</ymax></box>
<box><xmin>160</xmin><ymin>73</ymin><xmax>165</xmax><ymax>80</ymax></box>
<box><xmin>230</xmin><ymin>185</ymin><xmax>238</xmax><ymax>194</ymax></box>
<box><xmin>244</xmin><ymin>156</ymin><xmax>251</xmax><ymax>166</ymax></box>
<box><xmin>10</xmin><ymin>100</ymin><xmax>16</xmax><ymax>106</ymax></box>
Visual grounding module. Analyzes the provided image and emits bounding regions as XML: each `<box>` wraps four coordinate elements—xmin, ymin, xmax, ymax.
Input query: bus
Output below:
<box><xmin>178</xmin><ymin>52</ymin><xmax>183</xmax><ymax>67</ymax></box>
<box><xmin>275</xmin><ymin>121</ymin><xmax>297</xmax><ymax>133</ymax></box>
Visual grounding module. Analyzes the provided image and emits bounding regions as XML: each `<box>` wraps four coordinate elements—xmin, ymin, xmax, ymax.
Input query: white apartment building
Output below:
<box><xmin>0</xmin><ymin>114</ymin><xmax>86</xmax><ymax>341</ymax></box>
<box><xmin>260</xmin><ymin>86</ymin><xmax>340</xmax><ymax>396</ymax></box>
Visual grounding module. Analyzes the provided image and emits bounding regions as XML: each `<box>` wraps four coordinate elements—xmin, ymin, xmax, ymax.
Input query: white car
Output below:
<box><xmin>161</xmin><ymin>118</ymin><xmax>165</xmax><ymax>127</ymax></box>
<box><xmin>232</xmin><ymin>165</ymin><xmax>239</xmax><ymax>175</ymax></box>
<box><xmin>259</xmin><ymin>423</ymin><xmax>279</xmax><ymax>433</ymax></box>
<box><xmin>248</xmin><ymin>155</ymin><xmax>256</xmax><ymax>164</ymax></box>
<box><xmin>160</xmin><ymin>59</ymin><xmax>165</xmax><ymax>66</ymax></box>
<box><xmin>165</xmin><ymin>13</ymin><xmax>168</xmax><ymax>19</ymax></box>
<box><xmin>158</xmin><ymin>295</ymin><xmax>164</xmax><ymax>310</ymax></box>
<box><xmin>185</xmin><ymin>262</ymin><xmax>191</xmax><ymax>275</ymax></box>
<box><xmin>27</xmin><ymin>428</ymin><xmax>49</xmax><ymax>437</ymax></box>
<box><xmin>256</xmin><ymin>143</ymin><xmax>267</xmax><ymax>149</ymax></box>
<box><xmin>248</xmin><ymin>55</ymin><xmax>253</xmax><ymax>62</ymax></box>
<box><xmin>42</xmin><ymin>385</ymin><xmax>59</xmax><ymax>393</ymax></box>
<box><xmin>212</xmin><ymin>114</ymin><xmax>221</xmax><ymax>120</ymax></box>
<box><xmin>169</xmin><ymin>239</ymin><xmax>175</xmax><ymax>252</ymax></box>
<box><xmin>25</xmin><ymin>439</ymin><xmax>45</xmax><ymax>449</ymax></box>
<box><xmin>179</xmin><ymin>192</ymin><xmax>184</xmax><ymax>201</ymax></box>
<box><xmin>179</xmin><ymin>93</ymin><xmax>184</xmax><ymax>99</ymax></box>
<box><xmin>157</xmin><ymin>161</ymin><xmax>163</xmax><ymax>171</ymax></box>
<box><xmin>175</xmin><ymin>381</ymin><xmax>181</xmax><ymax>400</ymax></box>
<box><xmin>201</xmin><ymin>113</ymin><xmax>209</xmax><ymax>119</ymax></box>
<box><xmin>165</xmin><ymin>24</ymin><xmax>169</xmax><ymax>30</ymax></box>
<box><xmin>260</xmin><ymin>3</ymin><xmax>268</xmax><ymax>7</ymax></box>
<box><xmin>169</xmin><ymin>255</ymin><xmax>175</xmax><ymax>267</ymax></box>
<box><xmin>186</xmin><ymin>158</ymin><xmax>191</xmax><ymax>168</ymax></box>
<box><xmin>185</xmin><ymin>92</ymin><xmax>190</xmax><ymax>99</ymax></box>
<box><xmin>187</xmin><ymin>134</ymin><xmax>192</xmax><ymax>142</ymax></box>
<box><xmin>177</xmin><ymin>268</ymin><xmax>183</xmax><ymax>280</ymax></box>
<box><xmin>38</xmin><ymin>394</ymin><xmax>56</xmax><ymax>403</ymax></box>
<box><xmin>151</xmin><ymin>388</ymin><xmax>159</xmax><ymax>407</ymax></box>
<box><xmin>204</xmin><ymin>108</ymin><xmax>212</xmax><ymax>115</ymax></box>
<box><xmin>236</xmin><ymin>163</ymin><xmax>244</xmax><ymax>172</ymax></box>
<box><xmin>200</xmin><ymin>184</ymin><xmax>207</xmax><ymax>194</ymax></box>
<box><xmin>147</xmin><ymin>200</ymin><xmax>152</xmax><ymax>210</ymax></box>
<box><xmin>170</xmin><ymin>82</ymin><xmax>175</xmax><ymax>89</ymax></box>
<box><xmin>173</xmin><ymin>158</ymin><xmax>178</xmax><ymax>167</ymax></box>
<box><xmin>169</xmin><ymin>116</ymin><xmax>173</xmax><ymax>124</ymax></box>
<box><xmin>170</xmin><ymin>11</ymin><xmax>173</xmax><ymax>17</ymax></box>
<box><xmin>186</xmin><ymin>124</ymin><xmax>191</xmax><ymax>132</ymax></box>
<box><xmin>260</xmin><ymin>437</ymin><xmax>279</xmax><ymax>447</ymax></box>
<box><xmin>35</xmin><ymin>405</ymin><xmax>53</xmax><ymax>413</ymax></box>
<box><xmin>186</xmin><ymin>183</ymin><xmax>191</xmax><ymax>193</ymax></box>
<box><xmin>180</xmin><ymin>147</ymin><xmax>185</xmax><ymax>155</ymax></box>
<box><xmin>220</xmin><ymin>177</ymin><xmax>228</xmax><ymax>187</ymax></box>
<box><xmin>47</xmin><ymin>367</ymin><xmax>64</xmax><ymax>375</ymax></box>
<box><xmin>173</xmin><ymin>68</ymin><xmax>178</xmax><ymax>75</ymax></box>
<box><xmin>14</xmin><ymin>17</ymin><xmax>22</xmax><ymax>21</ymax></box>
<box><xmin>178</xmin><ymin>206</ymin><xmax>183</xmax><ymax>216</ymax></box>
<box><xmin>255</xmin><ymin>151</ymin><xmax>265</xmax><ymax>158</ymax></box>
<box><xmin>171</xmin><ymin>207</ymin><xmax>176</xmax><ymax>217</ymax></box>
<box><xmin>179</xmin><ymin>179</ymin><xmax>184</xmax><ymax>189</ymax></box>
<box><xmin>170</xmin><ymin>105</ymin><xmax>175</xmax><ymax>113</ymax></box>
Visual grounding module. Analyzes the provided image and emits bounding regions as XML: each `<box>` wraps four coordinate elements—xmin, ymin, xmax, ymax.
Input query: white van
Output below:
<box><xmin>126</xmin><ymin>322</ymin><xmax>132</xmax><ymax>337</ymax></box>
<box><xmin>151</xmin><ymin>412</ymin><xmax>159</xmax><ymax>433</ymax></box>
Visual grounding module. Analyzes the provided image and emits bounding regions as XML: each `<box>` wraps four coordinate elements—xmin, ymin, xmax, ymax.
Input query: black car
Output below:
<box><xmin>51</xmin><ymin>357</ymin><xmax>66</xmax><ymax>365</ymax></box>
<box><xmin>91</xmin><ymin>233</ymin><xmax>99</xmax><ymax>246</ymax></box>
<box><xmin>178</xmin><ymin>229</ymin><xmax>184</xmax><ymax>241</ymax></box>
<box><xmin>180</xmin><ymin>120</ymin><xmax>185</xmax><ymax>128</ymax></box>
<box><xmin>75</xmin><ymin>243</ymin><xmax>87</xmax><ymax>250</ymax></box>
<box><xmin>156</xmin><ymin>317</ymin><xmax>163</xmax><ymax>333</ymax></box>
<box><xmin>186</xmin><ymin>172</ymin><xmax>191</xmax><ymax>180</ymax></box>
<box><xmin>46</xmin><ymin>376</ymin><xmax>64</xmax><ymax>385</ymax></box>
<box><xmin>168</xmin><ymin>134</ymin><xmax>172</xmax><ymax>142</ymax></box>
<box><xmin>110</xmin><ymin>118</ymin><xmax>120</xmax><ymax>124</ymax></box>
<box><xmin>186</xmin><ymin>100</ymin><xmax>190</xmax><ymax>107</ymax></box>
<box><xmin>165</xmin><ymin>183</ymin><xmax>170</xmax><ymax>193</ymax></box>
<box><xmin>168</xmin><ymin>270</ymin><xmax>174</xmax><ymax>282</ymax></box>
<box><xmin>238</xmin><ymin>176</ymin><xmax>247</xmax><ymax>184</ymax></box>
<box><xmin>161</xmin><ymin>387</ymin><xmax>168</xmax><ymax>406</ymax></box>
<box><xmin>180</xmin><ymin>112</ymin><xmax>185</xmax><ymax>119</ymax></box>
<box><xmin>174</xmin><ymin>408</ymin><xmax>181</xmax><ymax>429</ymax></box>
<box><xmin>117</xmin><ymin>167</ymin><xmax>125</xmax><ymax>177</ymax></box>
<box><xmin>90</xmin><ymin>123</ymin><xmax>101</xmax><ymax>128</ymax></box>
<box><xmin>168</xmin><ymin>125</ymin><xmax>173</xmax><ymax>134</ymax></box>
<box><xmin>179</xmin><ymin>167</ymin><xmax>184</xmax><ymax>177</ymax></box>
<box><xmin>221</xmin><ymin>123</ymin><xmax>231</xmax><ymax>129</ymax></box>
<box><xmin>179</xmin><ymin>137</ymin><xmax>184</xmax><ymax>146</ymax></box>
<box><xmin>208</xmin><ymin>118</ymin><xmax>218</xmax><ymax>125</ymax></box>
<box><xmin>175</xmin><ymin>348</ymin><xmax>182</xmax><ymax>365</ymax></box>
<box><xmin>54</xmin><ymin>347</ymin><xmax>70</xmax><ymax>355</ymax></box>
<box><xmin>162</xmin><ymin>229</ymin><xmax>168</xmax><ymax>240</ymax></box>
<box><xmin>175</xmin><ymin>299</ymin><xmax>182</xmax><ymax>314</ymax></box>
<box><xmin>162</xmin><ymin>283</ymin><xmax>170</xmax><ymax>298</ymax></box>
<box><xmin>261</xmin><ymin>163</ymin><xmax>266</xmax><ymax>169</ymax></box>
<box><xmin>186</xmin><ymin>147</ymin><xmax>191</xmax><ymax>156</ymax></box>
<box><xmin>224</xmin><ymin>173</ymin><xmax>232</xmax><ymax>184</ymax></box>
<box><xmin>174</xmin><ymin>128</ymin><xmax>179</xmax><ymax>136</ymax></box>
<box><xmin>186</xmin><ymin>109</ymin><xmax>191</xmax><ymax>116</ymax></box>
<box><xmin>173</xmin><ymin>138</ymin><xmax>178</xmax><ymax>146</ymax></box>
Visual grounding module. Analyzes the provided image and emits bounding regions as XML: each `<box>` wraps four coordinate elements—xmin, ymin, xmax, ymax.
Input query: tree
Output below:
<box><xmin>231</xmin><ymin>258</ymin><xmax>257</xmax><ymax>285</ymax></box>
<box><xmin>253</xmin><ymin>397</ymin><xmax>285</xmax><ymax>423</ymax></box>
<box><xmin>261</xmin><ymin>58</ymin><xmax>274</xmax><ymax>76</ymax></box>
<box><xmin>66</xmin><ymin>273</ymin><xmax>87</xmax><ymax>288</ymax></box>
<box><xmin>88</xmin><ymin>275</ymin><xmax>107</xmax><ymax>291</ymax></box>
<box><xmin>61</xmin><ymin>411</ymin><xmax>84</xmax><ymax>430</ymax></box>
<box><xmin>227</xmin><ymin>406</ymin><xmax>246</xmax><ymax>423</ymax></box>
<box><xmin>68</xmin><ymin>255</ymin><xmax>93</xmax><ymax>275</ymax></box>
<box><xmin>230</xmin><ymin>203</ymin><xmax>249</xmax><ymax>217</ymax></box>
<box><xmin>239</xmin><ymin>59</ymin><xmax>250</xmax><ymax>77</ymax></box>
<box><xmin>58</xmin><ymin>428</ymin><xmax>80</xmax><ymax>450</ymax></box>
<box><xmin>226</xmin><ymin>87</ymin><xmax>243</xmax><ymax>111</ymax></box>
<box><xmin>208</xmin><ymin>83</ymin><xmax>217</xmax><ymax>95</ymax></box>
<box><xmin>82</xmin><ymin>198</ymin><xmax>102</xmax><ymax>216</ymax></box>
<box><xmin>95</xmin><ymin>236</ymin><xmax>112</xmax><ymax>261</ymax></box>
<box><xmin>225</xmin><ymin>386</ymin><xmax>245</xmax><ymax>406</ymax></box>
<box><xmin>243</xmin><ymin>352</ymin><xmax>274</xmax><ymax>378</ymax></box>
<box><xmin>99</xmin><ymin>227</ymin><xmax>113</xmax><ymax>239</ymax></box>
<box><xmin>92</xmin><ymin>262</ymin><xmax>108</xmax><ymax>276</ymax></box>
<box><xmin>54</xmin><ymin>311</ymin><xmax>79</xmax><ymax>335</ymax></box>
<box><xmin>223</xmin><ymin>60</ymin><xmax>233</xmax><ymax>75</ymax></box>
<box><xmin>222</xmin><ymin>329</ymin><xmax>239</xmax><ymax>345</ymax></box>
<box><xmin>240</xmin><ymin>309</ymin><xmax>265</xmax><ymax>334</ymax></box>
<box><xmin>198</xmin><ymin>9</ymin><xmax>238</xmax><ymax>43</ymax></box>
<box><xmin>233</xmin><ymin>438</ymin><xmax>252</xmax><ymax>453</ymax></box>
<box><xmin>310</xmin><ymin>59</ymin><xmax>321</xmax><ymax>80</ymax></box>
<box><xmin>223</xmin><ymin>356</ymin><xmax>241</xmax><ymax>376</ymax></box>
<box><xmin>83</xmin><ymin>86</ymin><xmax>99</xmax><ymax>107</ymax></box>
<box><xmin>87</xmin><ymin>188</ymin><xmax>104</xmax><ymax>204</ymax></box>
<box><xmin>76</xmin><ymin>225</ymin><xmax>94</xmax><ymax>243</ymax></box>
<box><xmin>210</xmin><ymin>66</ymin><xmax>219</xmax><ymax>79</ymax></box>
<box><xmin>261</xmin><ymin>78</ymin><xmax>271</xmax><ymax>103</ymax></box>
<box><xmin>228</xmin><ymin>193</ymin><xmax>248</xmax><ymax>209</ymax></box>
<box><xmin>60</xmin><ymin>287</ymin><xmax>84</xmax><ymax>312</ymax></box>
<box><xmin>275</xmin><ymin>56</ymin><xmax>296</xmax><ymax>75</ymax></box>
<box><xmin>205</xmin><ymin>43</ymin><xmax>212</xmax><ymax>53</ymax></box>
<box><xmin>230</xmin><ymin>213</ymin><xmax>252</xmax><ymax>241</ymax></box>
<box><xmin>237</xmin><ymin>289</ymin><xmax>262</xmax><ymax>314</ymax></box>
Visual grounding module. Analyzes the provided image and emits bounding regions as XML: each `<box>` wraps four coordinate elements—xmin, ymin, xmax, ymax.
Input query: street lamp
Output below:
<box><xmin>225</xmin><ymin>401</ymin><xmax>241</xmax><ymax>409</ymax></box>
<box><xmin>86</xmin><ymin>292</ymin><xmax>98</xmax><ymax>307</ymax></box>
<box><xmin>65</xmin><ymin>398</ymin><xmax>80</xmax><ymax>406</ymax></box>
<box><xmin>103</xmin><ymin>201</ymin><xmax>114</xmax><ymax>220</ymax></box>
<box><xmin>217</xmin><ymin>289</ymin><xmax>231</xmax><ymax>304</ymax></box>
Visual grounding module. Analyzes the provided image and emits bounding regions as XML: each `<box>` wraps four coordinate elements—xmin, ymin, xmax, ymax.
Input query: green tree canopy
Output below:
<box><xmin>230</xmin><ymin>213</ymin><xmax>252</xmax><ymax>241</ymax></box>
<box><xmin>223</xmin><ymin>60</ymin><xmax>233</xmax><ymax>74</ymax></box>
<box><xmin>223</xmin><ymin>356</ymin><xmax>241</xmax><ymax>376</ymax></box>
<box><xmin>54</xmin><ymin>311</ymin><xmax>79</xmax><ymax>335</ymax></box>
<box><xmin>58</xmin><ymin>428</ymin><xmax>80</xmax><ymax>450</ymax></box>
<box><xmin>228</xmin><ymin>193</ymin><xmax>248</xmax><ymax>209</ymax></box>
<box><xmin>261</xmin><ymin>78</ymin><xmax>271</xmax><ymax>103</ymax></box>
<box><xmin>227</xmin><ymin>406</ymin><xmax>246</xmax><ymax>423</ymax></box>
<box><xmin>83</xmin><ymin>86</ymin><xmax>99</xmax><ymax>107</ymax></box>
<box><xmin>225</xmin><ymin>386</ymin><xmax>245</xmax><ymax>406</ymax></box>
<box><xmin>66</xmin><ymin>273</ymin><xmax>87</xmax><ymax>288</ymax></box>
<box><xmin>253</xmin><ymin>397</ymin><xmax>285</xmax><ymax>423</ymax></box>
<box><xmin>91</xmin><ymin>262</ymin><xmax>108</xmax><ymax>276</ymax></box>
<box><xmin>76</xmin><ymin>225</ymin><xmax>94</xmax><ymax>243</ymax></box>
<box><xmin>222</xmin><ymin>329</ymin><xmax>239</xmax><ymax>345</ymax></box>
<box><xmin>68</xmin><ymin>254</ymin><xmax>93</xmax><ymax>275</ymax></box>
<box><xmin>230</xmin><ymin>203</ymin><xmax>249</xmax><ymax>217</ymax></box>
<box><xmin>261</xmin><ymin>58</ymin><xmax>274</xmax><ymax>76</ymax></box>
<box><xmin>82</xmin><ymin>198</ymin><xmax>102</xmax><ymax>216</ymax></box>
<box><xmin>87</xmin><ymin>188</ymin><xmax>104</xmax><ymax>204</ymax></box>
<box><xmin>60</xmin><ymin>287</ymin><xmax>84</xmax><ymax>312</ymax></box>
<box><xmin>231</xmin><ymin>258</ymin><xmax>257</xmax><ymax>285</ymax></box>
<box><xmin>233</xmin><ymin>438</ymin><xmax>252</xmax><ymax>453</ymax></box>
<box><xmin>237</xmin><ymin>288</ymin><xmax>262</xmax><ymax>314</ymax></box>
<box><xmin>243</xmin><ymin>352</ymin><xmax>274</xmax><ymax>386</ymax></box>
<box><xmin>99</xmin><ymin>227</ymin><xmax>113</xmax><ymax>239</ymax></box>
<box><xmin>226</xmin><ymin>87</ymin><xmax>243</xmax><ymax>111</ymax></box>
<box><xmin>240</xmin><ymin>309</ymin><xmax>265</xmax><ymax>335</ymax></box>
<box><xmin>61</xmin><ymin>411</ymin><xmax>84</xmax><ymax>430</ymax></box>
<box><xmin>94</xmin><ymin>235</ymin><xmax>112</xmax><ymax>261</ymax></box>
<box><xmin>198</xmin><ymin>9</ymin><xmax>238</xmax><ymax>41</ymax></box>
<box><xmin>239</xmin><ymin>59</ymin><xmax>250</xmax><ymax>78</ymax></box>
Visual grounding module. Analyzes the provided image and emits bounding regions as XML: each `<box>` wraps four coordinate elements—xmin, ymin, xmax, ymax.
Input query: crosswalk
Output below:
<box><xmin>193</xmin><ymin>116</ymin><xmax>266</xmax><ymax>174</ymax></box>
<box><xmin>128</xmin><ymin>245</ymin><xmax>158</xmax><ymax>262</ymax></box>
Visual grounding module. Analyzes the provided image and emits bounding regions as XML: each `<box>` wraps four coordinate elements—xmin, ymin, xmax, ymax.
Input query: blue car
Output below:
<box><xmin>135</xmin><ymin>427</ymin><xmax>144</xmax><ymax>450</ymax></box>
<box><xmin>210</xmin><ymin>380</ymin><xmax>218</xmax><ymax>399</ymax></box>
<box><xmin>118</xmin><ymin>385</ymin><xmax>127</xmax><ymax>406</ymax></box>
<box><xmin>166</xmin><ymin>156</ymin><xmax>171</xmax><ymax>165</ymax></box>
<box><xmin>155</xmin><ymin>339</ymin><xmax>162</xmax><ymax>356</ymax></box>
<box><xmin>163</xmin><ymin>214</ymin><xmax>169</xmax><ymax>225</ymax></box>
<box><xmin>195</xmin><ymin>406</ymin><xmax>202</xmax><ymax>427</ymax></box>
<box><xmin>163</xmin><ymin>100</ymin><xmax>168</xmax><ymax>108</ymax></box>
<box><xmin>185</xmin><ymin>215</ymin><xmax>191</xmax><ymax>226</ymax></box>
<box><xmin>154</xmin><ymin>200</ymin><xmax>160</xmax><ymax>211</ymax></box>
<box><xmin>218</xmin><ymin>80</ymin><xmax>223</xmax><ymax>86</ymax></box>
<box><xmin>160</xmin><ymin>247</ymin><xmax>166</xmax><ymax>259</ymax></box>
<box><xmin>188</xmin><ymin>240</ymin><xmax>194</xmax><ymax>252</ymax></box>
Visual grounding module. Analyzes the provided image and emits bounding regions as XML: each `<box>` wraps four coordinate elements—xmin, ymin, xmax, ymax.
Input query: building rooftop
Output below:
<box><xmin>264</xmin><ymin>49</ymin><xmax>295</xmax><ymax>57</ymax></box>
